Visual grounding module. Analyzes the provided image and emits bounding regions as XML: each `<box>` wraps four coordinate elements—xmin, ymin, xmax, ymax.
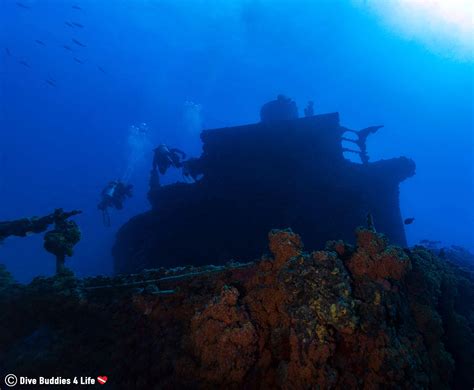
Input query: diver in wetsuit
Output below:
<box><xmin>97</xmin><ymin>181</ymin><xmax>133</xmax><ymax>226</ymax></box>
<box><xmin>152</xmin><ymin>144</ymin><xmax>187</xmax><ymax>175</ymax></box>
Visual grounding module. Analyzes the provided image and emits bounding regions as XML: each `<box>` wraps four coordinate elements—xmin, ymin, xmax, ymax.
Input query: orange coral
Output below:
<box><xmin>268</xmin><ymin>229</ymin><xmax>303</xmax><ymax>269</ymax></box>
<box><xmin>190</xmin><ymin>286</ymin><xmax>258</xmax><ymax>385</ymax></box>
<box><xmin>1</xmin><ymin>228</ymin><xmax>472</xmax><ymax>388</ymax></box>
<box><xmin>347</xmin><ymin>228</ymin><xmax>411</xmax><ymax>281</ymax></box>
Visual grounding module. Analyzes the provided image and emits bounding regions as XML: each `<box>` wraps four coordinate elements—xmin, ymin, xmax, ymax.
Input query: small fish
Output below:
<box><xmin>35</xmin><ymin>39</ymin><xmax>46</xmax><ymax>46</ymax></box>
<box><xmin>72</xmin><ymin>5</ymin><xmax>82</xmax><ymax>10</ymax></box>
<box><xmin>5</xmin><ymin>48</ymin><xmax>11</xmax><ymax>56</ymax></box>
<box><xmin>46</xmin><ymin>79</ymin><xmax>57</xmax><ymax>87</ymax></box>
<box><xmin>404</xmin><ymin>217</ymin><xmax>415</xmax><ymax>225</ymax></box>
<box><xmin>16</xmin><ymin>2</ymin><xmax>31</xmax><ymax>9</ymax></box>
<box><xmin>73</xmin><ymin>57</ymin><xmax>84</xmax><ymax>64</ymax></box>
<box><xmin>72</xmin><ymin>22</ymin><xmax>84</xmax><ymax>28</ymax></box>
<box><xmin>97</xmin><ymin>65</ymin><xmax>106</xmax><ymax>74</ymax></box>
<box><xmin>62</xmin><ymin>44</ymin><xmax>73</xmax><ymax>51</ymax></box>
<box><xmin>72</xmin><ymin>38</ymin><xmax>86</xmax><ymax>47</ymax></box>
<box><xmin>65</xmin><ymin>21</ymin><xmax>74</xmax><ymax>27</ymax></box>
<box><xmin>18</xmin><ymin>60</ymin><xmax>30</xmax><ymax>68</ymax></box>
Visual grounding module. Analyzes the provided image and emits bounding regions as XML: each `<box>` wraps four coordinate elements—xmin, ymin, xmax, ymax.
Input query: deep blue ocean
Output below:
<box><xmin>1</xmin><ymin>0</ymin><xmax>472</xmax><ymax>282</ymax></box>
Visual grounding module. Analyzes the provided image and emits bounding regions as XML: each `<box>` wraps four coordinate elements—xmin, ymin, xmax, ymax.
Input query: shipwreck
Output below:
<box><xmin>114</xmin><ymin>107</ymin><xmax>415</xmax><ymax>274</ymax></box>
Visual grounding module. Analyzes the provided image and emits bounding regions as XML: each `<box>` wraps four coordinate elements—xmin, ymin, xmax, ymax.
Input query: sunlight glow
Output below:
<box><xmin>355</xmin><ymin>0</ymin><xmax>474</xmax><ymax>60</ymax></box>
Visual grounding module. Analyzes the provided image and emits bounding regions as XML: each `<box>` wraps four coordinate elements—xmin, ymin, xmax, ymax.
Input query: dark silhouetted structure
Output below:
<box><xmin>342</xmin><ymin>125</ymin><xmax>383</xmax><ymax>164</ymax></box>
<box><xmin>113</xmin><ymin>111</ymin><xmax>415</xmax><ymax>274</ymax></box>
<box><xmin>260</xmin><ymin>95</ymin><xmax>299</xmax><ymax>122</ymax></box>
<box><xmin>44</xmin><ymin>212</ymin><xmax>81</xmax><ymax>274</ymax></box>
<box><xmin>0</xmin><ymin>208</ymin><xmax>81</xmax><ymax>274</ymax></box>
<box><xmin>304</xmin><ymin>101</ymin><xmax>314</xmax><ymax>117</ymax></box>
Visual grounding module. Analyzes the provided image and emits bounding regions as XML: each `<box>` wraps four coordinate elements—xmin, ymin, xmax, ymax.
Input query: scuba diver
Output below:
<box><xmin>97</xmin><ymin>180</ymin><xmax>133</xmax><ymax>227</ymax></box>
<box><xmin>152</xmin><ymin>144</ymin><xmax>187</xmax><ymax>175</ymax></box>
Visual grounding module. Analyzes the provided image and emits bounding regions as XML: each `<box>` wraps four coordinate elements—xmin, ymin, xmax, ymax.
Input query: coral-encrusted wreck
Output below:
<box><xmin>114</xmin><ymin>113</ymin><xmax>415</xmax><ymax>273</ymax></box>
<box><xmin>1</xmin><ymin>229</ymin><xmax>473</xmax><ymax>388</ymax></box>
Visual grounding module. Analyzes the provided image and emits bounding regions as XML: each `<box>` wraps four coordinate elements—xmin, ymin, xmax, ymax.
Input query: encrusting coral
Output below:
<box><xmin>0</xmin><ymin>209</ymin><xmax>81</xmax><ymax>274</ymax></box>
<box><xmin>0</xmin><ymin>228</ymin><xmax>472</xmax><ymax>389</ymax></box>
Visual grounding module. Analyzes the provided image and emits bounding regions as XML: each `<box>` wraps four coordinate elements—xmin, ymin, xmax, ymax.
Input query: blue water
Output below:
<box><xmin>1</xmin><ymin>0</ymin><xmax>472</xmax><ymax>282</ymax></box>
